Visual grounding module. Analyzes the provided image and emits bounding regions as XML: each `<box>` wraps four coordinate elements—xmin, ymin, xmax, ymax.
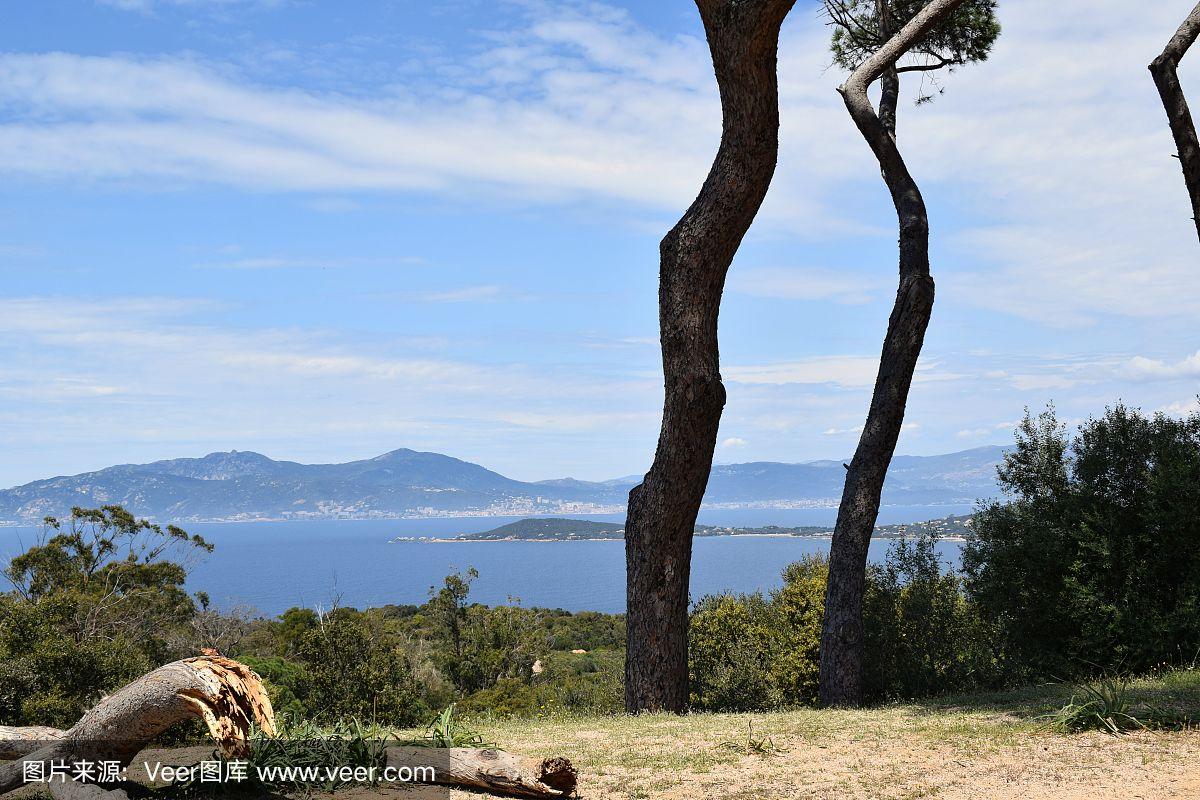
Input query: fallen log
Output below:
<box><xmin>2</xmin><ymin>657</ymin><xmax>579</xmax><ymax>799</ymax></box>
<box><xmin>386</xmin><ymin>746</ymin><xmax>577</xmax><ymax>798</ymax></box>
<box><xmin>0</xmin><ymin>727</ymin><xmax>65</xmax><ymax>760</ymax></box>
<box><xmin>0</xmin><ymin>656</ymin><xmax>275</xmax><ymax>797</ymax></box>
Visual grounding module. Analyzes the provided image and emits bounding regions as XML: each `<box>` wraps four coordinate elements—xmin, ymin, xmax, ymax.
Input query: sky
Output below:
<box><xmin>1</xmin><ymin>0</ymin><xmax>1198</xmax><ymax>488</ymax></box>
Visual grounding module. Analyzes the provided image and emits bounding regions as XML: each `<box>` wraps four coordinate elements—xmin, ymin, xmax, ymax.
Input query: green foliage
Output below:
<box><xmin>770</xmin><ymin>557</ymin><xmax>829</xmax><ymax>705</ymax></box>
<box><xmin>826</xmin><ymin>0</ymin><xmax>1000</xmax><ymax>75</ymax></box>
<box><xmin>532</xmin><ymin>649</ymin><xmax>624</xmax><ymax>715</ymax></box>
<box><xmin>689</xmin><ymin>592</ymin><xmax>783</xmax><ymax>712</ymax></box>
<box><xmin>240</xmin><ymin>717</ymin><xmax>391</xmax><ymax>791</ymax></box>
<box><xmin>459</xmin><ymin>677</ymin><xmax>538</xmax><ymax>718</ymax></box>
<box><xmin>409</xmin><ymin>703</ymin><xmax>492</xmax><ymax>748</ymax></box>
<box><xmin>292</xmin><ymin>607</ymin><xmax>429</xmax><ymax>727</ymax></box>
<box><xmin>0</xmin><ymin>506</ymin><xmax>212</xmax><ymax>726</ymax></box>
<box><xmin>862</xmin><ymin>535</ymin><xmax>1001</xmax><ymax>699</ymax></box>
<box><xmin>1046</xmin><ymin>673</ymin><xmax>1144</xmax><ymax>734</ymax></box>
<box><xmin>963</xmin><ymin>403</ymin><xmax>1200</xmax><ymax>679</ymax></box>
<box><xmin>236</xmin><ymin>655</ymin><xmax>311</xmax><ymax>721</ymax></box>
<box><xmin>690</xmin><ymin>543</ymin><xmax>995</xmax><ymax>711</ymax></box>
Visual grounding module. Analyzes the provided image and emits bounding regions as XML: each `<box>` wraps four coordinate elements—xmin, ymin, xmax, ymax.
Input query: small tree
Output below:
<box><xmin>624</xmin><ymin>0</ymin><xmax>798</xmax><ymax>713</ymax></box>
<box><xmin>0</xmin><ymin>506</ymin><xmax>213</xmax><ymax>726</ymax></box>
<box><xmin>818</xmin><ymin>0</ymin><xmax>998</xmax><ymax>707</ymax></box>
<box><xmin>1150</xmin><ymin>2</ymin><xmax>1200</xmax><ymax>242</ymax></box>
<box><xmin>426</xmin><ymin>567</ymin><xmax>478</xmax><ymax>689</ymax></box>
<box><xmin>963</xmin><ymin>403</ymin><xmax>1200</xmax><ymax>678</ymax></box>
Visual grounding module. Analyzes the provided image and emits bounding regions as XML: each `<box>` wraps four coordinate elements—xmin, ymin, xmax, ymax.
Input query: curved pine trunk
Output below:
<box><xmin>624</xmin><ymin>0</ymin><xmax>797</xmax><ymax>713</ymax></box>
<box><xmin>818</xmin><ymin>0</ymin><xmax>968</xmax><ymax>708</ymax></box>
<box><xmin>1149</xmin><ymin>1</ymin><xmax>1200</xmax><ymax>242</ymax></box>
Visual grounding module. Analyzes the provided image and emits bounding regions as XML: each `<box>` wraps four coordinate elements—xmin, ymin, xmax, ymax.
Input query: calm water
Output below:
<box><xmin>0</xmin><ymin>506</ymin><xmax>969</xmax><ymax>616</ymax></box>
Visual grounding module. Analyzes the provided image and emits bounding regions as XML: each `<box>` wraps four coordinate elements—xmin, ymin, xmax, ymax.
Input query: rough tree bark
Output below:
<box><xmin>624</xmin><ymin>0</ymin><xmax>797</xmax><ymax>714</ymax></box>
<box><xmin>1150</xmin><ymin>1</ymin><xmax>1200</xmax><ymax>243</ymax></box>
<box><xmin>818</xmin><ymin>0</ymin><xmax>969</xmax><ymax>708</ymax></box>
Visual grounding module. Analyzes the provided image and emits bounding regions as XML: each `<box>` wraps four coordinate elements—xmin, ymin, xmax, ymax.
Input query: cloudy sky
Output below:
<box><xmin>1</xmin><ymin>0</ymin><xmax>1198</xmax><ymax>488</ymax></box>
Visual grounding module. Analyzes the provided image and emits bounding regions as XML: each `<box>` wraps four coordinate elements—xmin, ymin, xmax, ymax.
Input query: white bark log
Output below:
<box><xmin>386</xmin><ymin>746</ymin><xmax>577</xmax><ymax>797</ymax></box>
<box><xmin>0</xmin><ymin>656</ymin><xmax>275</xmax><ymax>796</ymax></box>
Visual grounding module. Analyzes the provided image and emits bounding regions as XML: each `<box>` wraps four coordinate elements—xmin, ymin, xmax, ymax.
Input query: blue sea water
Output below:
<box><xmin>0</xmin><ymin>506</ymin><xmax>970</xmax><ymax>616</ymax></box>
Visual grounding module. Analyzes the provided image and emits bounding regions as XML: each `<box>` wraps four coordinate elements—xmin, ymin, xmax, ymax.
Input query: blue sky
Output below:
<box><xmin>1</xmin><ymin>0</ymin><xmax>1198</xmax><ymax>487</ymax></box>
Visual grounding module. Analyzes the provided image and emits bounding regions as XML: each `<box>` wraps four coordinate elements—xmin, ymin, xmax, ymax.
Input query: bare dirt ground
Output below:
<box><xmin>465</xmin><ymin>710</ymin><xmax>1199</xmax><ymax>799</ymax></box>
<box><xmin>13</xmin><ymin>674</ymin><xmax>1198</xmax><ymax>800</ymax></box>
<box><xmin>461</xmin><ymin>673</ymin><xmax>1200</xmax><ymax>799</ymax></box>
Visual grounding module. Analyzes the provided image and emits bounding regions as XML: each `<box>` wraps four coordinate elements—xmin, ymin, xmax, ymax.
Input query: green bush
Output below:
<box><xmin>964</xmin><ymin>403</ymin><xmax>1200</xmax><ymax>679</ymax></box>
<box><xmin>459</xmin><ymin>677</ymin><xmax>538</xmax><ymax>718</ymax></box>
<box><xmin>0</xmin><ymin>506</ymin><xmax>210</xmax><ymax>726</ymax></box>
<box><xmin>689</xmin><ymin>591</ymin><xmax>783</xmax><ymax>711</ymax></box>
<box><xmin>862</xmin><ymin>536</ymin><xmax>1001</xmax><ymax>699</ymax></box>
<box><xmin>770</xmin><ymin>557</ymin><xmax>828</xmax><ymax>705</ymax></box>
<box><xmin>293</xmin><ymin>608</ymin><xmax>429</xmax><ymax>727</ymax></box>
<box><xmin>689</xmin><ymin>543</ymin><xmax>996</xmax><ymax>710</ymax></box>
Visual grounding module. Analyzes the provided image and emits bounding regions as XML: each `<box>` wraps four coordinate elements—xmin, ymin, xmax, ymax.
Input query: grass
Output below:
<box><xmin>441</xmin><ymin>667</ymin><xmax>1200</xmax><ymax>798</ymax></box>
<box><xmin>405</xmin><ymin>703</ymin><xmax>493</xmax><ymax>748</ymax></box>
<box><xmin>135</xmin><ymin>668</ymin><xmax>1200</xmax><ymax>799</ymax></box>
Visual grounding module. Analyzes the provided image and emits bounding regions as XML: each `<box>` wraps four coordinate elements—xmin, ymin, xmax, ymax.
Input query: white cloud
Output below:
<box><xmin>823</xmin><ymin>425</ymin><xmax>863</xmax><ymax>437</ymax></box>
<box><xmin>1121</xmin><ymin>351</ymin><xmax>1200</xmax><ymax>381</ymax></box>
<box><xmin>725</xmin><ymin>356</ymin><xmax>879</xmax><ymax>388</ymax></box>
<box><xmin>402</xmin><ymin>285</ymin><xmax>508</xmax><ymax>304</ymax></box>
<box><xmin>6</xmin><ymin>0</ymin><xmax>1193</xmax><ymax>328</ymax></box>
<box><xmin>720</xmin><ymin>437</ymin><xmax>748</xmax><ymax>448</ymax></box>
<box><xmin>729</xmin><ymin>267</ymin><xmax>883</xmax><ymax>305</ymax></box>
<box><xmin>1157</xmin><ymin>398</ymin><xmax>1200</xmax><ymax>417</ymax></box>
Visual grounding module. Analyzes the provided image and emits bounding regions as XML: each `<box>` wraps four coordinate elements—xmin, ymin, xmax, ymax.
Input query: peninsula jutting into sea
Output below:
<box><xmin>393</xmin><ymin>514</ymin><xmax>976</xmax><ymax>542</ymax></box>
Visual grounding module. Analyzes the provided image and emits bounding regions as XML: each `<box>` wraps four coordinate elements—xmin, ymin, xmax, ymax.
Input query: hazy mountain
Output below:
<box><xmin>0</xmin><ymin>445</ymin><xmax>1006</xmax><ymax>524</ymax></box>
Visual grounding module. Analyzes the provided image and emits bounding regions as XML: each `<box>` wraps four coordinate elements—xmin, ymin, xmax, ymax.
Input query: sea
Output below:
<box><xmin>0</xmin><ymin>505</ymin><xmax>971</xmax><ymax>616</ymax></box>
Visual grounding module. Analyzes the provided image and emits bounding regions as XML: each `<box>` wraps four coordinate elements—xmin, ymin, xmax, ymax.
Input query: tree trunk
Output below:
<box><xmin>818</xmin><ymin>0</ymin><xmax>969</xmax><ymax>708</ymax></box>
<box><xmin>386</xmin><ymin>746</ymin><xmax>575</xmax><ymax>798</ymax></box>
<box><xmin>624</xmin><ymin>0</ymin><xmax>797</xmax><ymax>714</ymax></box>
<box><xmin>0</xmin><ymin>656</ymin><xmax>275</xmax><ymax>797</ymax></box>
<box><xmin>1149</xmin><ymin>1</ymin><xmax>1200</xmax><ymax>243</ymax></box>
<box><xmin>876</xmin><ymin>0</ymin><xmax>900</xmax><ymax>137</ymax></box>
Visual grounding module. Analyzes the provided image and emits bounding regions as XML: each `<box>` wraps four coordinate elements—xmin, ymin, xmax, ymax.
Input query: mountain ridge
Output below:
<box><xmin>0</xmin><ymin>445</ymin><xmax>1007</xmax><ymax>524</ymax></box>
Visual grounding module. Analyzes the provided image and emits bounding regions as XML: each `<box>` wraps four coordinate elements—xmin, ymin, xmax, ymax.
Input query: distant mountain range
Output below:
<box><xmin>0</xmin><ymin>445</ymin><xmax>1007</xmax><ymax>524</ymax></box>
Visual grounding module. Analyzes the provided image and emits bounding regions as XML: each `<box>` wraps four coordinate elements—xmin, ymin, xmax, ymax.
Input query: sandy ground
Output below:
<box><xmin>461</xmin><ymin>703</ymin><xmax>1200</xmax><ymax>800</ymax></box>
<box><xmin>11</xmin><ymin>694</ymin><xmax>1199</xmax><ymax>800</ymax></box>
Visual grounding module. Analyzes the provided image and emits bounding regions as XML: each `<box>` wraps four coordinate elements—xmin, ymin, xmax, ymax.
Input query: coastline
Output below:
<box><xmin>392</xmin><ymin>532</ymin><xmax>969</xmax><ymax>544</ymax></box>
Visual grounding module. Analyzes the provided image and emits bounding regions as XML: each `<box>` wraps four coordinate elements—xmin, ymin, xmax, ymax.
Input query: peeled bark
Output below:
<box><xmin>818</xmin><ymin>0</ymin><xmax>969</xmax><ymax>708</ymax></box>
<box><xmin>386</xmin><ymin>746</ymin><xmax>576</xmax><ymax>798</ymax></box>
<box><xmin>0</xmin><ymin>656</ymin><xmax>275</xmax><ymax>797</ymax></box>
<box><xmin>624</xmin><ymin>0</ymin><xmax>797</xmax><ymax>714</ymax></box>
<box><xmin>1150</xmin><ymin>1</ymin><xmax>1200</xmax><ymax>242</ymax></box>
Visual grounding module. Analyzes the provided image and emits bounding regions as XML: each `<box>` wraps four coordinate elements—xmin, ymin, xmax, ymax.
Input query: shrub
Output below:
<box><xmin>964</xmin><ymin>403</ymin><xmax>1200</xmax><ymax>679</ymax></box>
<box><xmin>294</xmin><ymin>608</ymin><xmax>429</xmax><ymax>727</ymax></box>
<box><xmin>0</xmin><ymin>506</ymin><xmax>210</xmax><ymax>726</ymax></box>
<box><xmin>689</xmin><ymin>542</ymin><xmax>996</xmax><ymax>710</ymax></box>
<box><xmin>689</xmin><ymin>592</ymin><xmax>783</xmax><ymax>711</ymax></box>
<box><xmin>863</xmin><ymin>536</ymin><xmax>1001</xmax><ymax>699</ymax></box>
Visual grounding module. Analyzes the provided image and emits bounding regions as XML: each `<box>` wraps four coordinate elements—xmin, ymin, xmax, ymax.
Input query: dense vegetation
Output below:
<box><xmin>1</xmin><ymin>402</ymin><xmax>1196</xmax><ymax>725</ymax></box>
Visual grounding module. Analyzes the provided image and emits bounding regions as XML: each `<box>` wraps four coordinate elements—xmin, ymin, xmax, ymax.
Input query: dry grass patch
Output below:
<box><xmin>439</xmin><ymin>671</ymin><xmax>1200</xmax><ymax>799</ymax></box>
